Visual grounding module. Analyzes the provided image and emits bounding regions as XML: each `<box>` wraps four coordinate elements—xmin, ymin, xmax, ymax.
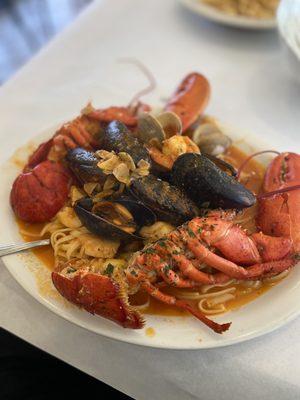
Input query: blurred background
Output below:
<box><xmin>0</xmin><ymin>0</ymin><xmax>93</xmax><ymax>83</ymax></box>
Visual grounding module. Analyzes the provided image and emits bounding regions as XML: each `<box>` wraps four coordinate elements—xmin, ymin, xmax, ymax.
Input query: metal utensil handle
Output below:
<box><xmin>0</xmin><ymin>239</ymin><xmax>50</xmax><ymax>257</ymax></box>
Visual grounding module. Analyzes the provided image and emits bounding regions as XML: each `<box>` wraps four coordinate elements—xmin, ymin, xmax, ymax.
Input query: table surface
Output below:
<box><xmin>1</xmin><ymin>1</ymin><xmax>300</xmax><ymax>399</ymax></box>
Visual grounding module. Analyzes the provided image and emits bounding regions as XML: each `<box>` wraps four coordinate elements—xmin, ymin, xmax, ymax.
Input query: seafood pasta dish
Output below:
<box><xmin>10</xmin><ymin>71</ymin><xmax>300</xmax><ymax>334</ymax></box>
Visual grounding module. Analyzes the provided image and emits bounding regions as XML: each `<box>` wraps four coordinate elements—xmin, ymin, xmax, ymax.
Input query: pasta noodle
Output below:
<box><xmin>198</xmin><ymin>300</ymin><xmax>226</xmax><ymax>315</ymax></box>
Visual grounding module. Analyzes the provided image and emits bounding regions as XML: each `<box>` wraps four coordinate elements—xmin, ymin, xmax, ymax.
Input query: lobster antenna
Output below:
<box><xmin>118</xmin><ymin>58</ymin><xmax>157</xmax><ymax>108</ymax></box>
<box><xmin>257</xmin><ymin>184</ymin><xmax>300</xmax><ymax>200</ymax></box>
<box><xmin>237</xmin><ymin>150</ymin><xmax>280</xmax><ymax>180</ymax></box>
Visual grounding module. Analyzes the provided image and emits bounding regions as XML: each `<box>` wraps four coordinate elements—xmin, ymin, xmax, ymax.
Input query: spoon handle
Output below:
<box><xmin>0</xmin><ymin>239</ymin><xmax>50</xmax><ymax>257</ymax></box>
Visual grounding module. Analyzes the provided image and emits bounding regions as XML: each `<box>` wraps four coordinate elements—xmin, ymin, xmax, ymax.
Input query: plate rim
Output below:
<box><xmin>3</xmin><ymin>255</ymin><xmax>300</xmax><ymax>350</ymax></box>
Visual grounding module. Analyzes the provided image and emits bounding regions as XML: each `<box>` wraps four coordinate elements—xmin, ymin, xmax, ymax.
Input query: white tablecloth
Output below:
<box><xmin>1</xmin><ymin>1</ymin><xmax>300</xmax><ymax>399</ymax></box>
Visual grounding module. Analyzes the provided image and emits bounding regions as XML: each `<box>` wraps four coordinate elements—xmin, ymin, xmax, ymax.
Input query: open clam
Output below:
<box><xmin>74</xmin><ymin>197</ymin><xmax>156</xmax><ymax>242</ymax></box>
<box><xmin>137</xmin><ymin>111</ymin><xmax>182</xmax><ymax>145</ymax></box>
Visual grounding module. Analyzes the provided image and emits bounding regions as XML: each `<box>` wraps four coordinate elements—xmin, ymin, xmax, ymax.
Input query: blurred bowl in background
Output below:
<box><xmin>277</xmin><ymin>0</ymin><xmax>300</xmax><ymax>83</ymax></box>
<box><xmin>180</xmin><ymin>0</ymin><xmax>277</xmax><ymax>30</ymax></box>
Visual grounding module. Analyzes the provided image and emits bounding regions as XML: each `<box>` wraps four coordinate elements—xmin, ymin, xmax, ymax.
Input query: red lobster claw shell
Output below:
<box><xmin>52</xmin><ymin>268</ymin><xmax>144</xmax><ymax>329</ymax></box>
<box><xmin>26</xmin><ymin>139</ymin><xmax>54</xmax><ymax>170</ymax></box>
<box><xmin>10</xmin><ymin>160</ymin><xmax>72</xmax><ymax>223</ymax></box>
<box><xmin>257</xmin><ymin>152</ymin><xmax>300</xmax><ymax>252</ymax></box>
<box><xmin>164</xmin><ymin>72</ymin><xmax>211</xmax><ymax>132</ymax></box>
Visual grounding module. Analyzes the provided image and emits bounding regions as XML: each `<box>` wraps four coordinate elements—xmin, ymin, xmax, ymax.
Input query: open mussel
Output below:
<box><xmin>74</xmin><ymin>197</ymin><xmax>156</xmax><ymax>242</ymax></box>
<box><xmin>130</xmin><ymin>174</ymin><xmax>199</xmax><ymax>226</ymax></box>
<box><xmin>66</xmin><ymin>148</ymin><xmax>106</xmax><ymax>184</ymax></box>
<box><xmin>102</xmin><ymin>120</ymin><xmax>151</xmax><ymax>165</ymax></box>
<box><xmin>170</xmin><ymin>153</ymin><xmax>256</xmax><ymax>210</ymax></box>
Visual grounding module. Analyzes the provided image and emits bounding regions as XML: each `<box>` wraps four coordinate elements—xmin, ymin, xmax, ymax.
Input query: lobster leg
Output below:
<box><xmin>136</xmin><ymin>254</ymin><xmax>197</xmax><ymax>288</ymax></box>
<box><xmin>157</xmin><ymin>262</ymin><xmax>198</xmax><ymax>288</ymax></box>
<box><xmin>172</xmin><ymin>252</ymin><xmax>231</xmax><ymax>285</ymax></box>
<box><xmin>141</xmin><ymin>281</ymin><xmax>231</xmax><ymax>334</ymax></box>
<box><xmin>186</xmin><ymin>238</ymin><xmax>295</xmax><ymax>280</ymax></box>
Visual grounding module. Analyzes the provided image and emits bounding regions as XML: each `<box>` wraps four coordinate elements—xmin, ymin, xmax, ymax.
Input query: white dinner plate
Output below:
<box><xmin>0</xmin><ymin>123</ymin><xmax>299</xmax><ymax>349</ymax></box>
<box><xmin>180</xmin><ymin>0</ymin><xmax>277</xmax><ymax>30</ymax></box>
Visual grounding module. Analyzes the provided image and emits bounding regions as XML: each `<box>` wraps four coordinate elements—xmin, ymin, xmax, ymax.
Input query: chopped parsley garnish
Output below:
<box><xmin>144</xmin><ymin>248</ymin><xmax>156</xmax><ymax>254</ymax></box>
<box><xmin>157</xmin><ymin>240</ymin><xmax>167</xmax><ymax>248</ymax></box>
<box><xmin>163</xmin><ymin>264</ymin><xmax>172</xmax><ymax>274</ymax></box>
<box><xmin>104</xmin><ymin>263</ymin><xmax>114</xmax><ymax>276</ymax></box>
<box><xmin>67</xmin><ymin>268</ymin><xmax>76</xmax><ymax>274</ymax></box>
<box><xmin>187</xmin><ymin>227</ymin><xmax>196</xmax><ymax>238</ymax></box>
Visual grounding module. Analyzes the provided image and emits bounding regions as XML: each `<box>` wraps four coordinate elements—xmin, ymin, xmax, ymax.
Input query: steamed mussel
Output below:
<box><xmin>102</xmin><ymin>120</ymin><xmax>151</xmax><ymax>165</ymax></box>
<box><xmin>130</xmin><ymin>174</ymin><xmax>199</xmax><ymax>225</ymax></box>
<box><xmin>102</xmin><ymin>120</ymin><xmax>170</xmax><ymax>178</ymax></box>
<box><xmin>74</xmin><ymin>197</ymin><xmax>156</xmax><ymax>242</ymax></box>
<box><xmin>66</xmin><ymin>148</ymin><xmax>106</xmax><ymax>184</ymax></box>
<box><xmin>171</xmin><ymin>153</ymin><xmax>256</xmax><ymax>210</ymax></box>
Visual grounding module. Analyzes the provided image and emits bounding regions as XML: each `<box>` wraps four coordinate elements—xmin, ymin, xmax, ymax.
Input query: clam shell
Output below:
<box><xmin>137</xmin><ymin>112</ymin><xmax>182</xmax><ymax>145</ymax></box>
<box><xmin>137</xmin><ymin>113</ymin><xmax>166</xmax><ymax>144</ymax></box>
<box><xmin>193</xmin><ymin>122</ymin><xmax>232</xmax><ymax>156</ymax></box>
<box><xmin>156</xmin><ymin>111</ymin><xmax>182</xmax><ymax>138</ymax></box>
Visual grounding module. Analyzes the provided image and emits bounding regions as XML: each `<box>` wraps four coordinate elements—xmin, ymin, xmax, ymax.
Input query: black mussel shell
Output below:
<box><xmin>113</xmin><ymin>195</ymin><xmax>156</xmax><ymax>228</ymax></box>
<box><xmin>171</xmin><ymin>153</ymin><xmax>256</xmax><ymax>210</ymax></box>
<box><xmin>66</xmin><ymin>148</ymin><xmax>106</xmax><ymax>184</ymax></box>
<box><xmin>102</xmin><ymin>121</ymin><xmax>152</xmax><ymax>166</ymax></box>
<box><xmin>203</xmin><ymin>153</ymin><xmax>237</xmax><ymax>177</ymax></box>
<box><xmin>74</xmin><ymin>197</ymin><xmax>156</xmax><ymax>242</ymax></box>
<box><xmin>130</xmin><ymin>174</ymin><xmax>199</xmax><ymax>226</ymax></box>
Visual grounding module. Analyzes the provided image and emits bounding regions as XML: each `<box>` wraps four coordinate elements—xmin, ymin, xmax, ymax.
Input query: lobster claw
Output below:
<box><xmin>257</xmin><ymin>152</ymin><xmax>300</xmax><ymax>252</ymax></box>
<box><xmin>164</xmin><ymin>72</ymin><xmax>210</xmax><ymax>132</ymax></box>
<box><xmin>52</xmin><ymin>266</ymin><xmax>144</xmax><ymax>329</ymax></box>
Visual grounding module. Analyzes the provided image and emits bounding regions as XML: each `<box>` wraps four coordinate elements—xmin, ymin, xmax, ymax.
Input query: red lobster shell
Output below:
<box><xmin>257</xmin><ymin>152</ymin><xmax>300</xmax><ymax>252</ymax></box>
<box><xmin>52</xmin><ymin>266</ymin><xmax>144</xmax><ymax>329</ymax></box>
<box><xmin>10</xmin><ymin>160</ymin><xmax>72</xmax><ymax>222</ymax></box>
<box><xmin>164</xmin><ymin>72</ymin><xmax>211</xmax><ymax>132</ymax></box>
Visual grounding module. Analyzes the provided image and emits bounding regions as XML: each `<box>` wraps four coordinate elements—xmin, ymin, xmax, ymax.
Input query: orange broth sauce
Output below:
<box><xmin>17</xmin><ymin>146</ymin><xmax>286</xmax><ymax>317</ymax></box>
<box><xmin>17</xmin><ymin>221</ymin><xmax>54</xmax><ymax>270</ymax></box>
